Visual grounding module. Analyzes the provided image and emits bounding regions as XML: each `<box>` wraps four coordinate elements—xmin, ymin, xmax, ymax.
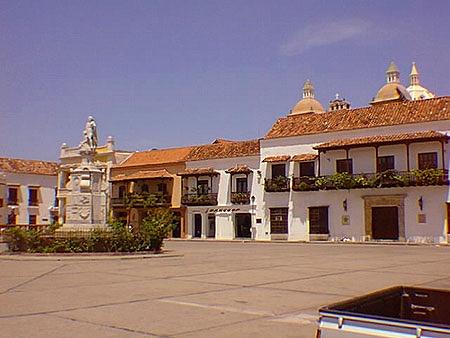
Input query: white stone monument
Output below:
<box><xmin>60</xmin><ymin>116</ymin><xmax>108</xmax><ymax>230</ymax></box>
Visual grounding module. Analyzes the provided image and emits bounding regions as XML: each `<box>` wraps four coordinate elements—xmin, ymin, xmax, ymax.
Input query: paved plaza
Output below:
<box><xmin>1</xmin><ymin>241</ymin><xmax>450</xmax><ymax>337</ymax></box>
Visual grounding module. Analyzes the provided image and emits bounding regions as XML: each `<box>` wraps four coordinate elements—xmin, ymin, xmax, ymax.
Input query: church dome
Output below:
<box><xmin>373</xmin><ymin>83</ymin><xmax>411</xmax><ymax>103</ymax></box>
<box><xmin>290</xmin><ymin>80</ymin><xmax>325</xmax><ymax>115</ymax></box>
<box><xmin>372</xmin><ymin>62</ymin><xmax>411</xmax><ymax>105</ymax></box>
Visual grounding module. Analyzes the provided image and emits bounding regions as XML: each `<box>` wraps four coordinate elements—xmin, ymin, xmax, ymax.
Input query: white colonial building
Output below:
<box><xmin>253</xmin><ymin>62</ymin><xmax>449</xmax><ymax>243</ymax></box>
<box><xmin>179</xmin><ymin>139</ymin><xmax>260</xmax><ymax>239</ymax></box>
<box><xmin>0</xmin><ymin>158</ymin><xmax>58</xmax><ymax>225</ymax></box>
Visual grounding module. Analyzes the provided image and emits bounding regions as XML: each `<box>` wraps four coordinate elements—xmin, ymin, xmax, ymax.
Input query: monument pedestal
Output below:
<box><xmin>60</xmin><ymin>149</ymin><xmax>108</xmax><ymax>230</ymax></box>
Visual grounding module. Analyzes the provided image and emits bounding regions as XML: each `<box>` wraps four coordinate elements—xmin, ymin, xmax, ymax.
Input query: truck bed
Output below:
<box><xmin>318</xmin><ymin>286</ymin><xmax>450</xmax><ymax>337</ymax></box>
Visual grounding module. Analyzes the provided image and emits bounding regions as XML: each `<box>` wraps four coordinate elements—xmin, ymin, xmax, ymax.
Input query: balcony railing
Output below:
<box><xmin>264</xmin><ymin>177</ymin><xmax>290</xmax><ymax>192</ymax></box>
<box><xmin>111</xmin><ymin>193</ymin><xmax>171</xmax><ymax>208</ymax></box>
<box><xmin>7</xmin><ymin>199</ymin><xmax>18</xmax><ymax>205</ymax></box>
<box><xmin>292</xmin><ymin>176</ymin><xmax>319</xmax><ymax>191</ymax></box>
<box><xmin>28</xmin><ymin>200</ymin><xmax>39</xmax><ymax>207</ymax></box>
<box><xmin>181</xmin><ymin>193</ymin><xmax>218</xmax><ymax>206</ymax></box>
<box><xmin>230</xmin><ymin>191</ymin><xmax>250</xmax><ymax>204</ymax></box>
<box><xmin>292</xmin><ymin>169</ymin><xmax>448</xmax><ymax>192</ymax></box>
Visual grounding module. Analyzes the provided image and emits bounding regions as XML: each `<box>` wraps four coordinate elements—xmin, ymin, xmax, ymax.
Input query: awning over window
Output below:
<box><xmin>262</xmin><ymin>155</ymin><xmax>291</xmax><ymax>163</ymax></box>
<box><xmin>291</xmin><ymin>153</ymin><xmax>318</xmax><ymax>162</ymax></box>
<box><xmin>177</xmin><ymin>167</ymin><xmax>219</xmax><ymax>176</ymax></box>
<box><xmin>225</xmin><ymin>164</ymin><xmax>252</xmax><ymax>174</ymax></box>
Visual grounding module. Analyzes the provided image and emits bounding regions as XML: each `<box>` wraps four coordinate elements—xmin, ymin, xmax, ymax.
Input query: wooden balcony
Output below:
<box><xmin>264</xmin><ymin>177</ymin><xmax>290</xmax><ymax>192</ymax></box>
<box><xmin>181</xmin><ymin>193</ymin><xmax>218</xmax><ymax>206</ymax></box>
<box><xmin>111</xmin><ymin>193</ymin><xmax>171</xmax><ymax>208</ymax></box>
<box><xmin>230</xmin><ymin>192</ymin><xmax>250</xmax><ymax>204</ymax></box>
<box><xmin>292</xmin><ymin>169</ymin><xmax>448</xmax><ymax>192</ymax></box>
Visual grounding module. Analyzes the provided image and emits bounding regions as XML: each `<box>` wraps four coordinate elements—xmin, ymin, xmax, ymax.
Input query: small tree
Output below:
<box><xmin>140</xmin><ymin>208</ymin><xmax>177</xmax><ymax>252</ymax></box>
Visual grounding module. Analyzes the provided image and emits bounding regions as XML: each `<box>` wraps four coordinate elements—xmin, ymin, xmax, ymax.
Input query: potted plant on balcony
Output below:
<box><xmin>231</xmin><ymin>192</ymin><xmax>250</xmax><ymax>204</ymax></box>
<box><xmin>352</xmin><ymin>175</ymin><xmax>373</xmax><ymax>188</ymax></box>
<box><xmin>412</xmin><ymin>169</ymin><xmax>444</xmax><ymax>186</ymax></box>
<box><xmin>187</xmin><ymin>186</ymin><xmax>212</xmax><ymax>204</ymax></box>
<box><xmin>329</xmin><ymin>172</ymin><xmax>354</xmax><ymax>189</ymax></box>
<box><xmin>374</xmin><ymin>170</ymin><xmax>407</xmax><ymax>187</ymax></box>
<box><xmin>314</xmin><ymin>176</ymin><xmax>328</xmax><ymax>190</ymax></box>
<box><xmin>265</xmin><ymin>176</ymin><xmax>289</xmax><ymax>192</ymax></box>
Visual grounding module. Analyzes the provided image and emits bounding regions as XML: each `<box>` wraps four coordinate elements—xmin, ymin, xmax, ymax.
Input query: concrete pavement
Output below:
<box><xmin>1</xmin><ymin>241</ymin><xmax>450</xmax><ymax>337</ymax></box>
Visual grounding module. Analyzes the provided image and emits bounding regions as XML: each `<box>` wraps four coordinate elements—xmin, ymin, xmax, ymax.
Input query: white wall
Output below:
<box><xmin>5</xmin><ymin>172</ymin><xmax>57</xmax><ymax>224</ymax></box>
<box><xmin>288</xmin><ymin>186</ymin><xmax>448</xmax><ymax>243</ymax></box>
<box><xmin>184</xmin><ymin>156</ymin><xmax>260</xmax><ymax>239</ymax></box>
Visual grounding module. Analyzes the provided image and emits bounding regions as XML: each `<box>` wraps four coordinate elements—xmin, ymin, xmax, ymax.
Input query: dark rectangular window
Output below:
<box><xmin>309</xmin><ymin>207</ymin><xmax>329</xmax><ymax>234</ymax></box>
<box><xmin>157</xmin><ymin>183</ymin><xmax>167</xmax><ymax>194</ymax></box>
<box><xmin>299</xmin><ymin>161</ymin><xmax>315</xmax><ymax>177</ymax></box>
<box><xmin>29</xmin><ymin>215</ymin><xmax>37</xmax><ymax>225</ymax></box>
<box><xmin>8</xmin><ymin>187</ymin><xmax>18</xmax><ymax>205</ymax></box>
<box><xmin>118</xmin><ymin>185</ymin><xmax>126</xmax><ymax>198</ymax></box>
<box><xmin>197</xmin><ymin>180</ymin><xmax>209</xmax><ymax>195</ymax></box>
<box><xmin>271</xmin><ymin>164</ymin><xmax>286</xmax><ymax>179</ymax></box>
<box><xmin>377</xmin><ymin>155</ymin><xmax>395</xmax><ymax>172</ymax></box>
<box><xmin>235</xmin><ymin>177</ymin><xmax>248</xmax><ymax>192</ymax></box>
<box><xmin>418</xmin><ymin>152</ymin><xmax>438</xmax><ymax>170</ymax></box>
<box><xmin>28</xmin><ymin>188</ymin><xmax>39</xmax><ymax>206</ymax></box>
<box><xmin>270</xmin><ymin>208</ymin><xmax>288</xmax><ymax>234</ymax></box>
<box><xmin>336</xmin><ymin>159</ymin><xmax>353</xmax><ymax>174</ymax></box>
<box><xmin>140</xmin><ymin>183</ymin><xmax>149</xmax><ymax>193</ymax></box>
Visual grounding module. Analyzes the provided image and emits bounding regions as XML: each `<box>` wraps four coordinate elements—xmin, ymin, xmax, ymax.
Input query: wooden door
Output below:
<box><xmin>172</xmin><ymin>212</ymin><xmax>181</xmax><ymax>238</ymax></box>
<box><xmin>270</xmin><ymin>208</ymin><xmax>288</xmax><ymax>234</ymax></box>
<box><xmin>235</xmin><ymin>213</ymin><xmax>251</xmax><ymax>238</ymax></box>
<box><xmin>372</xmin><ymin>206</ymin><xmax>399</xmax><ymax>240</ymax></box>
<box><xmin>194</xmin><ymin>214</ymin><xmax>202</xmax><ymax>238</ymax></box>
<box><xmin>309</xmin><ymin>207</ymin><xmax>329</xmax><ymax>234</ymax></box>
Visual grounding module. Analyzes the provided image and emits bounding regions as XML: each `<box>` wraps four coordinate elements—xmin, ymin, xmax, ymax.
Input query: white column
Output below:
<box><xmin>201</xmin><ymin>212</ymin><xmax>207</xmax><ymax>239</ymax></box>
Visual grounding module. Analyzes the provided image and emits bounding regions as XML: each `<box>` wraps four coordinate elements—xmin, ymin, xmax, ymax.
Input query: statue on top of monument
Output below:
<box><xmin>80</xmin><ymin>116</ymin><xmax>98</xmax><ymax>151</ymax></box>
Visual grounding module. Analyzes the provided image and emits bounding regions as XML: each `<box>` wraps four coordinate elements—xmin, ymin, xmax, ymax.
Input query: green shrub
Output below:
<box><xmin>3</xmin><ymin>214</ymin><xmax>176</xmax><ymax>254</ymax></box>
<box><xmin>141</xmin><ymin>208</ymin><xmax>177</xmax><ymax>252</ymax></box>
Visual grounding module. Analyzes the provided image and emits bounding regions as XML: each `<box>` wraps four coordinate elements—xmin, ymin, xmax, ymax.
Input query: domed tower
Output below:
<box><xmin>289</xmin><ymin>79</ymin><xmax>325</xmax><ymax>115</ymax></box>
<box><xmin>371</xmin><ymin>62</ymin><xmax>411</xmax><ymax>105</ymax></box>
<box><xmin>406</xmin><ymin>62</ymin><xmax>435</xmax><ymax>100</ymax></box>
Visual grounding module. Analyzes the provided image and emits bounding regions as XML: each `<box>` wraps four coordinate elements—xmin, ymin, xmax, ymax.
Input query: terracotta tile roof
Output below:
<box><xmin>110</xmin><ymin>169</ymin><xmax>173</xmax><ymax>182</ymax></box>
<box><xmin>265</xmin><ymin>97</ymin><xmax>450</xmax><ymax>139</ymax></box>
<box><xmin>225</xmin><ymin>164</ymin><xmax>252</xmax><ymax>174</ymax></box>
<box><xmin>0</xmin><ymin>157</ymin><xmax>58</xmax><ymax>176</ymax></box>
<box><xmin>177</xmin><ymin>167</ymin><xmax>219</xmax><ymax>176</ymax></box>
<box><xmin>187</xmin><ymin>139</ymin><xmax>260</xmax><ymax>161</ymax></box>
<box><xmin>262</xmin><ymin>155</ymin><xmax>291</xmax><ymax>162</ymax></box>
<box><xmin>314</xmin><ymin>131</ymin><xmax>448</xmax><ymax>151</ymax></box>
<box><xmin>118</xmin><ymin>146</ymin><xmax>194</xmax><ymax>167</ymax></box>
<box><xmin>291</xmin><ymin>153</ymin><xmax>318</xmax><ymax>161</ymax></box>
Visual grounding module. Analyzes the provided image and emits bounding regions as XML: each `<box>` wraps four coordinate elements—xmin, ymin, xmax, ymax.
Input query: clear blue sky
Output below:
<box><xmin>1</xmin><ymin>0</ymin><xmax>449</xmax><ymax>161</ymax></box>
